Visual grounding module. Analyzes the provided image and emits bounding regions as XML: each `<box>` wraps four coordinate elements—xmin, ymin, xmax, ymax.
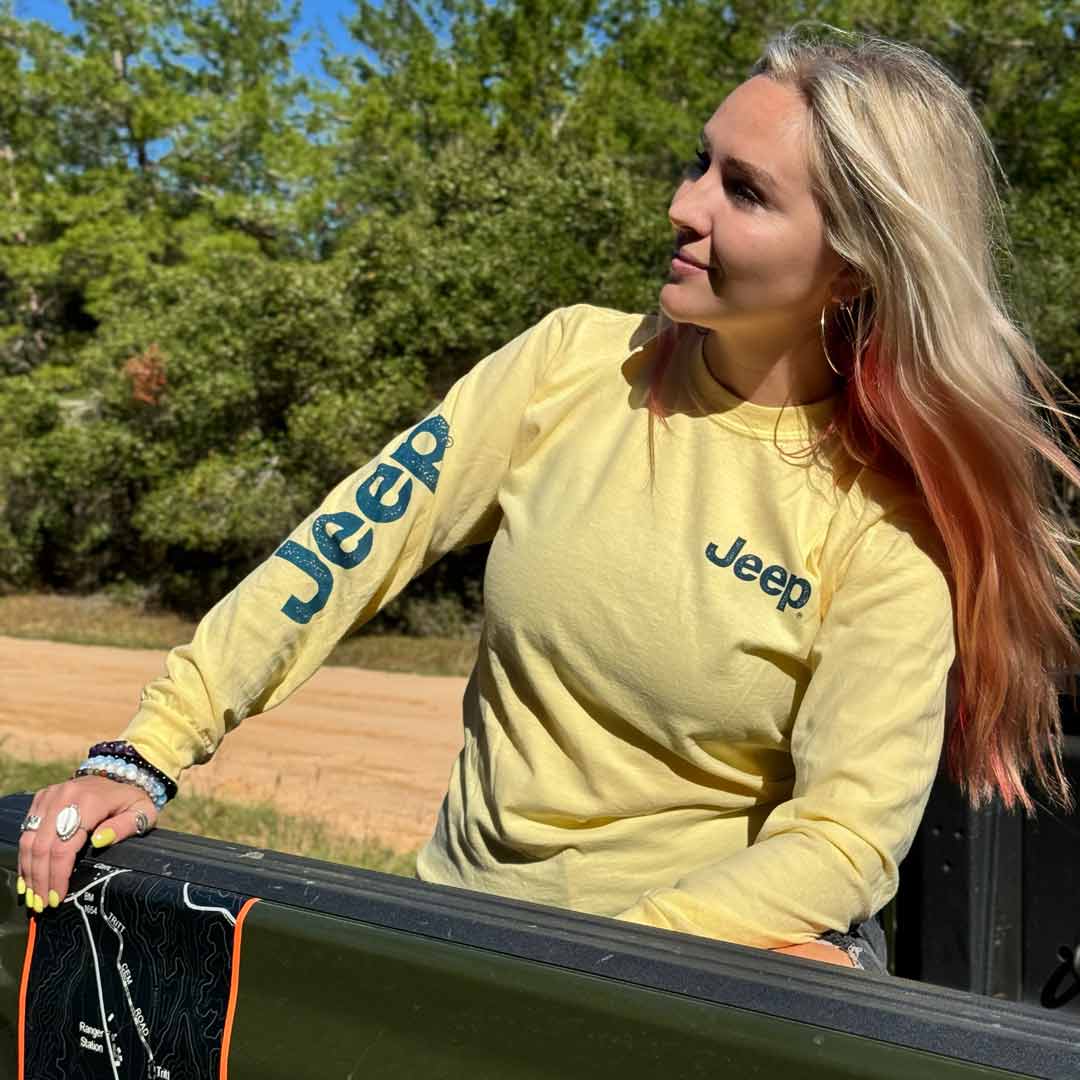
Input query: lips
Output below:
<box><xmin>672</xmin><ymin>249</ymin><xmax>711</xmax><ymax>270</ymax></box>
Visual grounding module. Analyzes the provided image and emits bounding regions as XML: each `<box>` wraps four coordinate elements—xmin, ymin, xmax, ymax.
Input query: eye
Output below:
<box><xmin>684</xmin><ymin>145</ymin><xmax>764</xmax><ymax>207</ymax></box>
<box><xmin>726</xmin><ymin>178</ymin><xmax>762</xmax><ymax>207</ymax></box>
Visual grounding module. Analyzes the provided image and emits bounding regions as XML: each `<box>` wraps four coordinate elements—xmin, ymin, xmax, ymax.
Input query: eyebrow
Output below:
<box><xmin>700</xmin><ymin>132</ymin><xmax>782</xmax><ymax>197</ymax></box>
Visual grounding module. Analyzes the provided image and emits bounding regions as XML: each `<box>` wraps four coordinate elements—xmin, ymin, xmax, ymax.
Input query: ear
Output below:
<box><xmin>829</xmin><ymin>264</ymin><xmax>867</xmax><ymax>305</ymax></box>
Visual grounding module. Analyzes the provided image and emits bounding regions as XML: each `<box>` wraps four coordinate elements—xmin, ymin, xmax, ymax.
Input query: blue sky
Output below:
<box><xmin>16</xmin><ymin>0</ymin><xmax>361</xmax><ymax>75</ymax></box>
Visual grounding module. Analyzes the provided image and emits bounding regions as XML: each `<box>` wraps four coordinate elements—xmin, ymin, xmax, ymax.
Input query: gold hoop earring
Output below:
<box><xmin>820</xmin><ymin>301</ymin><xmax>850</xmax><ymax>378</ymax></box>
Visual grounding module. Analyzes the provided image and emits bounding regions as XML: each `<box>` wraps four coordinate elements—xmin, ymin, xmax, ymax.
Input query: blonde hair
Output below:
<box><xmin>652</xmin><ymin>24</ymin><xmax>1080</xmax><ymax>814</ymax></box>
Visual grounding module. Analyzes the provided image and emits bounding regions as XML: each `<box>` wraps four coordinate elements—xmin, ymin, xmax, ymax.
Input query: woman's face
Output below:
<box><xmin>660</xmin><ymin>75</ymin><xmax>848</xmax><ymax>340</ymax></box>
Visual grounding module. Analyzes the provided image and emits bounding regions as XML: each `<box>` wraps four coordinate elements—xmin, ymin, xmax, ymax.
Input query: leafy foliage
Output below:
<box><xmin>1</xmin><ymin>0</ymin><xmax>1077</xmax><ymax>624</ymax></box>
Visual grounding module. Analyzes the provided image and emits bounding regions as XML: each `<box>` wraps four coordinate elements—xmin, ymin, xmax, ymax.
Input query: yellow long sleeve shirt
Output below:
<box><xmin>121</xmin><ymin>304</ymin><xmax>956</xmax><ymax>948</ymax></box>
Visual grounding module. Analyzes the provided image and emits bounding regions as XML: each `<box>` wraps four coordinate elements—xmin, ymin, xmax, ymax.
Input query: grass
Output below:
<box><xmin>0</xmin><ymin>592</ymin><xmax>478</xmax><ymax>677</ymax></box>
<box><xmin>0</xmin><ymin>752</ymin><xmax>417</xmax><ymax>877</ymax></box>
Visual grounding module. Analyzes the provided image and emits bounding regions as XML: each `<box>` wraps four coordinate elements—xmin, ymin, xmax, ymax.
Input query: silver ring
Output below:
<box><xmin>20</xmin><ymin>814</ymin><xmax>42</xmax><ymax>833</ymax></box>
<box><xmin>55</xmin><ymin>804</ymin><xmax>82</xmax><ymax>842</ymax></box>
<box><xmin>134</xmin><ymin>810</ymin><xmax>150</xmax><ymax>837</ymax></box>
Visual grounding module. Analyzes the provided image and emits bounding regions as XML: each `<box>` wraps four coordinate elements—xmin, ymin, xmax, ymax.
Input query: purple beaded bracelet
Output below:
<box><xmin>81</xmin><ymin>740</ymin><xmax>178</xmax><ymax>803</ymax></box>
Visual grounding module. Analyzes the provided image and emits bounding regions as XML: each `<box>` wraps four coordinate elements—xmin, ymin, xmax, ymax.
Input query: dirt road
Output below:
<box><xmin>1</xmin><ymin>636</ymin><xmax>468</xmax><ymax>851</ymax></box>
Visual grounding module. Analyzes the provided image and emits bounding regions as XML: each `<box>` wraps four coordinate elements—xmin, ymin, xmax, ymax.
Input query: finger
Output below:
<box><xmin>23</xmin><ymin>788</ymin><xmax>69</xmax><ymax>911</ymax></box>
<box><xmin>25</xmin><ymin>789</ymin><xmax>64</xmax><ymax>912</ymax></box>
<box><xmin>89</xmin><ymin>797</ymin><xmax>158</xmax><ymax>852</ymax></box>
<box><xmin>17</xmin><ymin>792</ymin><xmax>38</xmax><ymax>897</ymax></box>
<box><xmin>17</xmin><ymin>789</ymin><xmax>46</xmax><ymax>909</ymax></box>
<box><xmin>47</xmin><ymin>783</ymin><xmax>158</xmax><ymax>904</ymax></box>
<box><xmin>31</xmin><ymin>784</ymin><xmax>86</xmax><ymax>911</ymax></box>
<box><xmin>47</xmin><ymin>823</ymin><xmax>91</xmax><ymax>907</ymax></box>
<box><xmin>44</xmin><ymin>778</ymin><xmax>145</xmax><ymax>905</ymax></box>
<box><xmin>771</xmin><ymin>941</ymin><xmax>856</xmax><ymax>968</ymax></box>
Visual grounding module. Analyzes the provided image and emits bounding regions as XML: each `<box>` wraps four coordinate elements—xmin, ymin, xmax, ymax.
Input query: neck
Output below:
<box><xmin>700</xmin><ymin>323</ymin><xmax>841</xmax><ymax>407</ymax></box>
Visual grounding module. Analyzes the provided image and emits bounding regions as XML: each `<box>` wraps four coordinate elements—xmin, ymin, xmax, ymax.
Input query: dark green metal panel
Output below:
<box><xmin>1</xmin><ymin>791</ymin><xmax>1074</xmax><ymax>1080</ymax></box>
<box><xmin>228</xmin><ymin>900</ymin><xmax>1027</xmax><ymax>1080</ymax></box>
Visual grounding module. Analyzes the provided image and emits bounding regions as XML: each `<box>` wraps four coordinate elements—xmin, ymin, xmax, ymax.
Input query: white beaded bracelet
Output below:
<box><xmin>75</xmin><ymin>755</ymin><xmax>169</xmax><ymax>810</ymax></box>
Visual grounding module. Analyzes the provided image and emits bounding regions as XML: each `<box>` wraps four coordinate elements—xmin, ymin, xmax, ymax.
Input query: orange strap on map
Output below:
<box><xmin>219</xmin><ymin>896</ymin><xmax>260</xmax><ymax>1080</ymax></box>
<box><xmin>17</xmin><ymin>913</ymin><xmax>36</xmax><ymax>1080</ymax></box>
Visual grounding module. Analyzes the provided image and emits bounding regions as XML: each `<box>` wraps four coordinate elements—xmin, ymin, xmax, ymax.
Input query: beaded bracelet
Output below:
<box><xmin>75</xmin><ymin>756</ymin><xmax>170</xmax><ymax>810</ymax></box>
<box><xmin>86</xmin><ymin>740</ymin><xmax>178</xmax><ymax>799</ymax></box>
<box><xmin>73</xmin><ymin>740</ymin><xmax>178</xmax><ymax>810</ymax></box>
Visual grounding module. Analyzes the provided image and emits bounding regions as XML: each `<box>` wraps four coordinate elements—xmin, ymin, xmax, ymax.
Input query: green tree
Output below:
<box><xmin>1</xmin><ymin>0</ymin><xmax>1077</xmax><ymax>619</ymax></box>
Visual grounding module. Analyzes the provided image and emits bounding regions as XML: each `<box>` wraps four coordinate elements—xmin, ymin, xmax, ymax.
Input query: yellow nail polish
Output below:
<box><xmin>48</xmin><ymin>890</ymin><xmax>60</xmax><ymax>908</ymax></box>
<box><xmin>16</xmin><ymin>876</ymin><xmax>25</xmax><ymax>896</ymax></box>
<box><xmin>33</xmin><ymin>895</ymin><xmax>43</xmax><ymax>914</ymax></box>
<box><xmin>91</xmin><ymin>828</ymin><xmax>116</xmax><ymax>849</ymax></box>
<box><xmin>25</xmin><ymin>888</ymin><xmax>34</xmax><ymax>908</ymax></box>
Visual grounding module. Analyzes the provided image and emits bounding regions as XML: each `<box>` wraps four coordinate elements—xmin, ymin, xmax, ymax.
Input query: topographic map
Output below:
<box><xmin>23</xmin><ymin>859</ymin><xmax>250</xmax><ymax>1079</ymax></box>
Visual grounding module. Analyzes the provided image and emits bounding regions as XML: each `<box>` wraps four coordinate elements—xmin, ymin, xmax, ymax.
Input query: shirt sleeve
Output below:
<box><xmin>119</xmin><ymin>308</ymin><xmax>571</xmax><ymax>784</ymax></box>
<box><xmin>612</xmin><ymin>511</ymin><xmax>956</xmax><ymax>948</ymax></box>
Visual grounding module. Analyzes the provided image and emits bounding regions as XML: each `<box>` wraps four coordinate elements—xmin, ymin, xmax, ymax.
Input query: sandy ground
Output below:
<box><xmin>0</xmin><ymin>635</ymin><xmax>468</xmax><ymax>851</ymax></box>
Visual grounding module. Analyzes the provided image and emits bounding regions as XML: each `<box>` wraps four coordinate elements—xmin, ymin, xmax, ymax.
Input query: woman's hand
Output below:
<box><xmin>17</xmin><ymin>775</ymin><xmax>158</xmax><ymax>912</ymax></box>
<box><xmin>771</xmin><ymin>941</ymin><xmax>856</xmax><ymax>967</ymax></box>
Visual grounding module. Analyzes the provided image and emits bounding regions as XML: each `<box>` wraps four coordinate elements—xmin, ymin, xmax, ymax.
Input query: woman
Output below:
<box><xmin>17</xmin><ymin>26</ymin><xmax>1080</xmax><ymax>974</ymax></box>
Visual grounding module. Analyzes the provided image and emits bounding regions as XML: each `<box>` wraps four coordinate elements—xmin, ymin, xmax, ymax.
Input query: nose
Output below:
<box><xmin>668</xmin><ymin>175</ymin><xmax>712</xmax><ymax>239</ymax></box>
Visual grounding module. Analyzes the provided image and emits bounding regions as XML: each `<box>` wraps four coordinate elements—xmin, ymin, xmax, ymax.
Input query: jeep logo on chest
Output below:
<box><xmin>705</xmin><ymin>536</ymin><xmax>812</xmax><ymax>612</ymax></box>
